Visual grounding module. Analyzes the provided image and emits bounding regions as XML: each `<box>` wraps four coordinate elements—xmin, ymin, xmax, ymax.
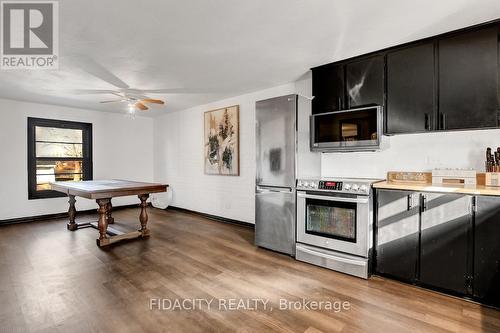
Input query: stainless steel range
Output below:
<box><xmin>296</xmin><ymin>178</ymin><xmax>381</xmax><ymax>279</ymax></box>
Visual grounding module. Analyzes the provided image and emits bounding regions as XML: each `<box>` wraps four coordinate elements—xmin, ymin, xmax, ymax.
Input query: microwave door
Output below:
<box><xmin>311</xmin><ymin>106</ymin><xmax>382</xmax><ymax>152</ymax></box>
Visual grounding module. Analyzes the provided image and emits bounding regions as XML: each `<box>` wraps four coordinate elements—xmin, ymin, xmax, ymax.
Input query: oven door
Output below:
<box><xmin>297</xmin><ymin>191</ymin><xmax>369</xmax><ymax>257</ymax></box>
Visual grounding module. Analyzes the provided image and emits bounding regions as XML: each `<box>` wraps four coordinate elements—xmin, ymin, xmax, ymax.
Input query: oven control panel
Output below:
<box><xmin>297</xmin><ymin>179</ymin><xmax>372</xmax><ymax>195</ymax></box>
<box><xmin>318</xmin><ymin>181</ymin><xmax>342</xmax><ymax>191</ymax></box>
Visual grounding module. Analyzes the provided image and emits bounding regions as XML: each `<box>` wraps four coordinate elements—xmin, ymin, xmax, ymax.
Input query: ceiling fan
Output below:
<box><xmin>98</xmin><ymin>90</ymin><xmax>165</xmax><ymax>112</ymax></box>
<box><xmin>65</xmin><ymin>55</ymin><xmax>221</xmax><ymax>112</ymax></box>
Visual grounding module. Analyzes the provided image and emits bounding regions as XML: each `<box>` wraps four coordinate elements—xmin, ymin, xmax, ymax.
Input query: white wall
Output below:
<box><xmin>154</xmin><ymin>81</ymin><xmax>320</xmax><ymax>224</ymax></box>
<box><xmin>321</xmin><ymin>129</ymin><xmax>500</xmax><ymax>179</ymax></box>
<box><xmin>0</xmin><ymin>98</ymin><xmax>154</xmax><ymax>220</ymax></box>
<box><xmin>153</xmin><ymin>83</ymin><xmax>293</xmax><ymax>224</ymax></box>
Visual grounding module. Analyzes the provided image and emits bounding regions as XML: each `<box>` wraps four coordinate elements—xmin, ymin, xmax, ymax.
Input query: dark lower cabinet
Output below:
<box><xmin>438</xmin><ymin>26</ymin><xmax>499</xmax><ymax>130</ymax></box>
<box><xmin>474</xmin><ymin>196</ymin><xmax>500</xmax><ymax>307</ymax></box>
<box><xmin>420</xmin><ymin>193</ymin><xmax>472</xmax><ymax>295</ymax></box>
<box><xmin>376</xmin><ymin>190</ymin><xmax>420</xmax><ymax>283</ymax></box>
<box><xmin>386</xmin><ymin>42</ymin><xmax>435</xmax><ymax>134</ymax></box>
<box><xmin>375</xmin><ymin>190</ymin><xmax>500</xmax><ymax>303</ymax></box>
<box><xmin>345</xmin><ymin>55</ymin><xmax>384</xmax><ymax>109</ymax></box>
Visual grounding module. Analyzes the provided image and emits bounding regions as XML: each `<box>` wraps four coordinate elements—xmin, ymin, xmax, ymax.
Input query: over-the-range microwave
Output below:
<box><xmin>310</xmin><ymin>105</ymin><xmax>383</xmax><ymax>152</ymax></box>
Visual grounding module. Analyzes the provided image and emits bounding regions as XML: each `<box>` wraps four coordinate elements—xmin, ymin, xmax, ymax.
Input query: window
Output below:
<box><xmin>28</xmin><ymin>118</ymin><xmax>92</xmax><ymax>199</ymax></box>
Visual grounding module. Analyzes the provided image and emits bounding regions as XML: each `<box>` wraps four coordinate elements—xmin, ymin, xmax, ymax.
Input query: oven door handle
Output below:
<box><xmin>297</xmin><ymin>192</ymin><xmax>369</xmax><ymax>204</ymax></box>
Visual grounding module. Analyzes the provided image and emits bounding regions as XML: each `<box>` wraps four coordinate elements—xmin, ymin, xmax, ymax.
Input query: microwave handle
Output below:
<box><xmin>297</xmin><ymin>192</ymin><xmax>369</xmax><ymax>204</ymax></box>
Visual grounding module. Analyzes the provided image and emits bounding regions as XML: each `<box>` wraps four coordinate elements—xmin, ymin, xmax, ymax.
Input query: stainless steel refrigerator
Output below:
<box><xmin>255</xmin><ymin>94</ymin><xmax>297</xmax><ymax>256</ymax></box>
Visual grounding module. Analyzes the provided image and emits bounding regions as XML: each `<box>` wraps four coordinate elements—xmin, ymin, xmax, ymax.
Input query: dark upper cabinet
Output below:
<box><xmin>438</xmin><ymin>26</ymin><xmax>499</xmax><ymax>130</ymax></box>
<box><xmin>376</xmin><ymin>190</ymin><xmax>420</xmax><ymax>283</ymax></box>
<box><xmin>420</xmin><ymin>193</ymin><xmax>472</xmax><ymax>295</ymax></box>
<box><xmin>346</xmin><ymin>55</ymin><xmax>385</xmax><ymax>109</ymax></box>
<box><xmin>474</xmin><ymin>196</ymin><xmax>500</xmax><ymax>307</ymax></box>
<box><xmin>386</xmin><ymin>43</ymin><xmax>435</xmax><ymax>134</ymax></box>
<box><xmin>312</xmin><ymin>64</ymin><xmax>345</xmax><ymax>114</ymax></box>
<box><xmin>313</xmin><ymin>22</ymin><xmax>500</xmax><ymax>134</ymax></box>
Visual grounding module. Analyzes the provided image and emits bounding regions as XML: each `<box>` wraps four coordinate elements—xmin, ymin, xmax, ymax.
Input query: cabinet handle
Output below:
<box><xmin>425</xmin><ymin>114</ymin><xmax>430</xmax><ymax>131</ymax></box>
<box><xmin>407</xmin><ymin>194</ymin><xmax>413</xmax><ymax>211</ymax></box>
<box><xmin>338</xmin><ymin>97</ymin><xmax>342</xmax><ymax>110</ymax></box>
<box><xmin>422</xmin><ymin>195</ymin><xmax>427</xmax><ymax>212</ymax></box>
<box><xmin>440</xmin><ymin>113</ymin><xmax>446</xmax><ymax>130</ymax></box>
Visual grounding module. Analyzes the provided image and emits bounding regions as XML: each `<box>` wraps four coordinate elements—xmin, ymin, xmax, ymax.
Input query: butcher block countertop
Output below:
<box><xmin>373</xmin><ymin>171</ymin><xmax>500</xmax><ymax>196</ymax></box>
<box><xmin>373</xmin><ymin>181</ymin><xmax>500</xmax><ymax>196</ymax></box>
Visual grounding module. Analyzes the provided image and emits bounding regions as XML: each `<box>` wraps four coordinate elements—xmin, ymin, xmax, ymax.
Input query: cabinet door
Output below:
<box><xmin>474</xmin><ymin>196</ymin><xmax>500</xmax><ymax>307</ymax></box>
<box><xmin>346</xmin><ymin>55</ymin><xmax>384</xmax><ymax>109</ymax></box>
<box><xmin>376</xmin><ymin>190</ymin><xmax>420</xmax><ymax>283</ymax></box>
<box><xmin>312</xmin><ymin>64</ymin><xmax>345</xmax><ymax>114</ymax></box>
<box><xmin>438</xmin><ymin>26</ymin><xmax>498</xmax><ymax>130</ymax></box>
<box><xmin>386</xmin><ymin>43</ymin><xmax>435</xmax><ymax>134</ymax></box>
<box><xmin>420</xmin><ymin>193</ymin><xmax>472</xmax><ymax>295</ymax></box>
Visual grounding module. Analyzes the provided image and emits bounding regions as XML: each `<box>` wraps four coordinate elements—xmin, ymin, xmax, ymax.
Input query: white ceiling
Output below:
<box><xmin>1</xmin><ymin>0</ymin><xmax>500</xmax><ymax>117</ymax></box>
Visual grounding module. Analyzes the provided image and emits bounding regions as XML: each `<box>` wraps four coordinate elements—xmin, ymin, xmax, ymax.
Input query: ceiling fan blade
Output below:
<box><xmin>70</xmin><ymin>54</ymin><xmax>130</xmax><ymax>89</ymax></box>
<box><xmin>135</xmin><ymin>102</ymin><xmax>149</xmax><ymax>111</ymax></box>
<box><xmin>141</xmin><ymin>88</ymin><xmax>219</xmax><ymax>94</ymax></box>
<box><xmin>126</xmin><ymin>92</ymin><xmax>150</xmax><ymax>100</ymax></box>
<box><xmin>62</xmin><ymin>89</ymin><xmax>120</xmax><ymax>95</ymax></box>
<box><xmin>100</xmin><ymin>99</ymin><xmax>126</xmax><ymax>104</ymax></box>
<box><xmin>141</xmin><ymin>98</ymin><xmax>165</xmax><ymax>105</ymax></box>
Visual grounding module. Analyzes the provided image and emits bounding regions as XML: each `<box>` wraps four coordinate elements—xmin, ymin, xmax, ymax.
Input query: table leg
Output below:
<box><xmin>138</xmin><ymin>194</ymin><xmax>150</xmax><ymax>237</ymax></box>
<box><xmin>67</xmin><ymin>195</ymin><xmax>78</xmax><ymax>231</ymax></box>
<box><xmin>106</xmin><ymin>200</ymin><xmax>114</xmax><ymax>224</ymax></box>
<box><xmin>96</xmin><ymin>198</ymin><xmax>111</xmax><ymax>247</ymax></box>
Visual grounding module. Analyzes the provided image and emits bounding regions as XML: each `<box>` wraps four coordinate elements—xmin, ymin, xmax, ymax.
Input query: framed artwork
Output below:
<box><xmin>204</xmin><ymin>105</ymin><xmax>240</xmax><ymax>176</ymax></box>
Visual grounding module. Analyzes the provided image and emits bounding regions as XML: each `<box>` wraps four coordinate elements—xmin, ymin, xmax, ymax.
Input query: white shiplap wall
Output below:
<box><xmin>321</xmin><ymin>129</ymin><xmax>500</xmax><ymax>179</ymax></box>
<box><xmin>153</xmin><ymin>80</ymin><xmax>321</xmax><ymax>224</ymax></box>
<box><xmin>153</xmin><ymin>83</ymin><xmax>295</xmax><ymax>223</ymax></box>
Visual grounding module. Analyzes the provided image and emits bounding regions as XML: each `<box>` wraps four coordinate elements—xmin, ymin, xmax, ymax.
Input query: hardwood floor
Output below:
<box><xmin>0</xmin><ymin>207</ymin><xmax>499</xmax><ymax>333</ymax></box>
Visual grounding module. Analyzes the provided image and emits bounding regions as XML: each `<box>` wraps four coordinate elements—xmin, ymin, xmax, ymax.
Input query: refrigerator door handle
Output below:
<box><xmin>256</xmin><ymin>186</ymin><xmax>293</xmax><ymax>194</ymax></box>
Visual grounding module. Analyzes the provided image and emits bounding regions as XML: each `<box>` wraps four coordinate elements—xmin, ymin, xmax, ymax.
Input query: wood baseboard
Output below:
<box><xmin>166</xmin><ymin>206</ymin><xmax>254</xmax><ymax>229</ymax></box>
<box><xmin>0</xmin><ymin>203</ymin><xmax>143</xmax><ymax>226</ymax></box>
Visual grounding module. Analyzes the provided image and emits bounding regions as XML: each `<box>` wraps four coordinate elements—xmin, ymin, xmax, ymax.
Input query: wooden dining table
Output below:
<box><xmin>50</xmin><ymin>180</ymin><xmax>168</xmax><ymax>247</ymax></box>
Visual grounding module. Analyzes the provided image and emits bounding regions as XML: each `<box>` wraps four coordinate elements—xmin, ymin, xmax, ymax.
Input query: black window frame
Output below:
<box><xmin>28</xmin><ymin>117</ymin><xmax>93</xmax><ymax>200</ymax></box>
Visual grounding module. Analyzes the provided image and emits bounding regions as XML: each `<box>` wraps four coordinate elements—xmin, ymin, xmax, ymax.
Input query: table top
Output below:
<box><xmin>50</xmin><ymin>180</ymin><xmax>168</xmax><ymax>199</ymax></box>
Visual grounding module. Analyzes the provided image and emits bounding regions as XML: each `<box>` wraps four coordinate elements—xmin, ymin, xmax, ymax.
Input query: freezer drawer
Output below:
<box><xmin>255</xmin><ymin>186</ymin><xmax>296</xmax><ymax>256</ymax></box>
